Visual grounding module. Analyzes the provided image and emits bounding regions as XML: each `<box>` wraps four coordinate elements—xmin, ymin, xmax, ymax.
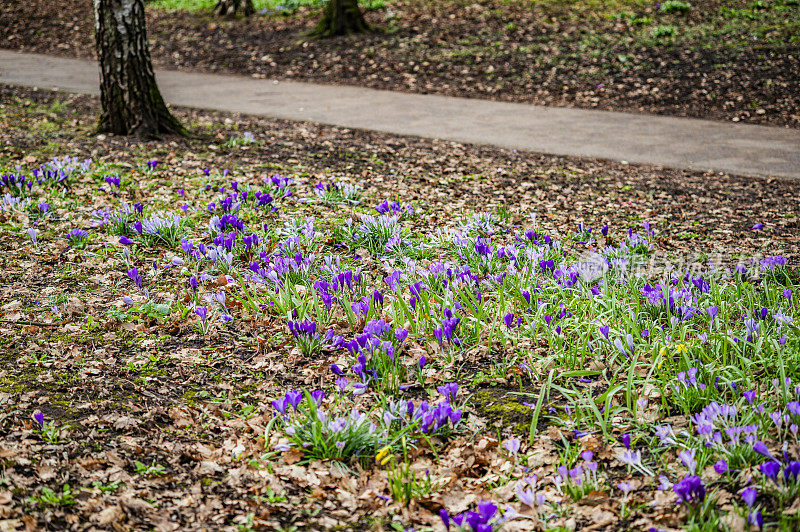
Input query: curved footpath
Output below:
<box><xmin>1</xmin><ymin>49</ymin><xmax>799</xmax><ymax>179</ymax></box>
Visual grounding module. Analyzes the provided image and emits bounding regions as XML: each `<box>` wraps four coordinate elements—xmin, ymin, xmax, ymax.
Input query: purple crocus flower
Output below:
<box><xmin>713</xmin><ymin>459</ymin><xmax>728</xmax><ymax>474</ymax></box>
<box><xmin>271</xmin><ymin>396</ymin><xmax>289</xmax><ymax>416</ymax></box>
<box><xmin>440</xmin><ymin>509</ymin><xmax>450</xmax><ymax>530</ymax></box>
<box><xmin>195</xmin><ymin>306</ymin><xmax>208</xmax><ymax>324</ymax></box>
<box><xmin>673</xmin><ymin>475</ymin><xmax>705</xmax><ymax>504</ymax></box>
<box><xmin>127</xmin><ymin>267</ymin><xmax>143</xmax><ymax>290</ymax></box>
<box><xmin>33</xmin><ymin>411</ymin><xmax>45</xmax><ymax>428</ymax></box>
<box><xmin>433</xmin><ymin>327</ymin><xmax>443</xmax><ymax>346</ymax></box>
<box><xmin>784</xmin><ymin>461</ymin><xmax>800</xmax><ymax>481</ymax></box>
<box><xmin>285</xmin><ymin>390</ymin><xmax>303</xmax><ymax>411</ymax></box>
<box><xmin>613</xmin><ymin>337</ymin><xmax>629</xmax><ymax>358</ymax></box>
<box><xmin>503</xmin><ymin>438</ymin><xmax>521</xmax><ymax>455</ymax></box>
<box><xmin>395</xmin><ymin>328</ymin><xmax>409</xmax><ymax>343</ymax></box>
<box><xmin>437</xmin><ymin>382</ymin><xmax>459</xmax><ymax>402</ymax></box>
<box><xmin>678</xmin><ymin>449</ymin><xmax>697</xmax><ymax>474</ymax></box>
<box><xmin>418</xmin><ymin>356</ymin><xmax>426</xmax><ymax>369</ymax></box>
<box><xmin>760</xmin><ymin>461</ymin><xmax>780</xmax><ymax>479</ymax></box>
<box><xmin>741</xmin><ymin>486</ymin><xmax>757</xmax><ymax>507</ymax></box>
<box><xmin>26</xmin><ymin>228</ymin><xmax>38</xmax><ymax>245</ymax></box>
<box><xmin>311</xmin><ymin>390</ymin><xmax>324</xmax><ymax>406</ymax></box>
<box><xmin>753</xmin><ymin>441</ymin><xmax>774</xmax><ymax>460</ymax></box>
<box><xmin>749</xmin><ymin>510</ymin><xmax>763</xmax><ymax>529</ymax></box>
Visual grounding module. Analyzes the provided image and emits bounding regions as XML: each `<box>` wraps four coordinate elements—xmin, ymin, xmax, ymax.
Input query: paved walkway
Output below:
<box><xmin>2</xmin><ymin>49</ymin><xmax>799</xmax><ymax>179</ymax></box>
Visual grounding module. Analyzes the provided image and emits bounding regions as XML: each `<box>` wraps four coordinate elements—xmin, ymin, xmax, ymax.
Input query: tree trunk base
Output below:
<box><xmin>307</xmin><ymin>0</ymin><xmax>370</xmax><ymax>38</ymax></box>
<box><xmin>97</xmin><ymin>105</ymin><xmax>186</xmax><ymax>139</ymax></box>
<box><xmin>214</xmin><ymin>0</ymin><xmax>255</xmax><ymax>17</ymax></box>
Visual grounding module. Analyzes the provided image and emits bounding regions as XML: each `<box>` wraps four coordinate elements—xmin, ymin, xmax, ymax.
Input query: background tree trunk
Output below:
<box><xmin>93</xmin><ymin>0</ymin><xmax>185</xmax><ymax>137</ymax></box>
<box><xmin>214</xmin><ymin>0</ymin><xmax>255</xmax><ymax>17</ymax></box>
<box><xmin>309</xmin><ymin>0</ymin><xmax>370</xmax><ymax>38</ymax></box>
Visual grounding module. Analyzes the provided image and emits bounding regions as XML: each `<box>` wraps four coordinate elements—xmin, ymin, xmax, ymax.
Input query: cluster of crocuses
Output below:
<box><xmin>374</xmin><ymin>199</ymin><xmax>413</xmax><ymax>219</ymax></box>
<box><xmin>313</xmin><ymin>180</ymin><xmax>361</xmax><ymax>204</ymax></box>
<box><xmin>247</xmin><ymin>249</ymin><xmax>317</xmax><ymax>288</ymax></box>
<box><xmin>327</xmin><ymin>318</ymin><xmax>414</xmax><ymax>393</ymax></box>
<box><xmin>3</xmin><ymin>156</ymin><xmax>92</xmax><ymax>197</ymax></box>
<box><xmin>434</xmin><ymin>307</ymin><xmax>463</xmax><ymax>348</ymax></box>
<box><xmin>271</xmin><ymin>389</ymin><xmax>387</xmax><ymax>462</ymax></box>
<box><xmin>35</xmin><ymin>155</ymin><xmax>93</xmax><ymax>186</ymax></box>
<box><xmin>343</xmin><ymin>213</ymin><xmax>408</xmax><ymax>254</ymax></box>
<box><xmin>553</xmin><ymin>450</ymin><xmax>603</xmax><ymax>501</ymax></box>
<box><xmin>65</xmin><ymin>228</ymin><xmax>89</xmax><ymax>247</ymax></box>
<box><xmin>379</xmin><ymin>383</ymin><xmax>463</xmax><ymax>435</ymax></box>
<box><xmin>440</xmin><ymin>500</ymin><xmax>516</xmax><ymax>532</ymax></box>
<box><xmin>0</xmin><ymin>172</ymin><xmax>32</xmax><ymax>195</ymax></box>
<box><xmin>92</xmin><ymin>202</ymin><xmax>142</xmax><ymax>235</ymax></box>
<box><xmin>287</xmin><ymin>319</ymin><xmax>344</xmax><ymax>356</ymax></box>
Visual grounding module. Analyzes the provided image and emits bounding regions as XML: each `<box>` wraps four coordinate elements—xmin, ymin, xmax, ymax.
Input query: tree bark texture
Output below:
<box><xmin>93</xmin><ymin>0</ymin><xmax>185</xmax><ymax>137</ymax></box>
<box><xmin>309</xmin><ymin>0</ymin><xmax>370</xmax><ymax>38</ymax></box>
<box><xmin>214</xmin><ymin>0</ymin><xmax>255</xmax><ymax>17</ymax></box>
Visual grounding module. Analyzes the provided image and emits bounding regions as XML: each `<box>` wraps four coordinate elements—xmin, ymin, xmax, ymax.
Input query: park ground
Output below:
<box><xmin>2</xmin><ymin>1</ymin><xmax>800</xmax><ymax>530</ymax></box>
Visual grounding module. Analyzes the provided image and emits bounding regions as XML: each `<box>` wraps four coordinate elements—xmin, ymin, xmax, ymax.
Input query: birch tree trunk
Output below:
<box><xmin>93</xmin><ymin>0</ymin><xmax>185</xmax><ymax>137</ymax></box>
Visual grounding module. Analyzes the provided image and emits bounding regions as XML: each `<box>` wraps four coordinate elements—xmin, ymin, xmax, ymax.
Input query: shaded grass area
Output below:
<box><xmin>4</xmin><ymin>0</ymin><xmax>800</xmax><ymax>126</ymax></box>
<box><xmin>149</xmin><ymin>0</ymin><xmax>800</xmax><ymax>49</ymax></box>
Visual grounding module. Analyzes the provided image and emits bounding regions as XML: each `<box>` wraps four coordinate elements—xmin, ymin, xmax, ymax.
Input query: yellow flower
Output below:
<box><xmin>375</xmin><ymin>446</ymin><xmax>392</xmax><ymax>465</ymax></box>
<box><xmin>657</xmin><ymin>346</ymin><xmax>667</xmax><ymax>368</ymax></box>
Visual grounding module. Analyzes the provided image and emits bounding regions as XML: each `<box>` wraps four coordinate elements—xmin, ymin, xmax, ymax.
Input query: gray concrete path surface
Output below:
<box><xmin>2</xmin><ymin>49</ymin><xmax>799</xmax><ymax>179</ymax></box>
